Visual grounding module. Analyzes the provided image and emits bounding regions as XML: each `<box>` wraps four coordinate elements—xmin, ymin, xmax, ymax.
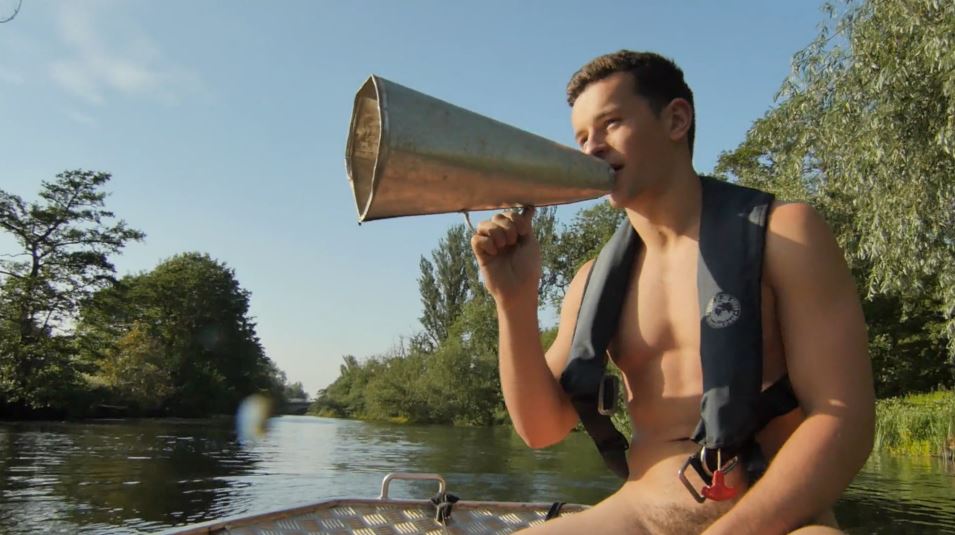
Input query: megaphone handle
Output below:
<box><xmin>462</xmin><ymin>211</ymin><xmax>476</xmax><ymax>233</ymax></box>
<box><xmin>462</xmin><ymin>205</ymin><xmax>532</xmax><ymax>234</ymax></box>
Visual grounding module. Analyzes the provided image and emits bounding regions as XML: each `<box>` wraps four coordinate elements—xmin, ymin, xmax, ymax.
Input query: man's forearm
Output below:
<box><xmin>497</xmin><ymin>299</ymin><xmax>573</xmax><ymax>448</ymax></box>
<box><xmin>704</xmin><ymin>410</ymin><xmax>874</xmax><ymax>534</ymax></box>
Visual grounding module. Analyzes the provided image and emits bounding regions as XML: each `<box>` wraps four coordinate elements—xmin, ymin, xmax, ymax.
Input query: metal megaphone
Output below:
<box><xmin>344</xmin><ymin>76</ymin><xmax>614</xmax><ymax>223</ymax></box>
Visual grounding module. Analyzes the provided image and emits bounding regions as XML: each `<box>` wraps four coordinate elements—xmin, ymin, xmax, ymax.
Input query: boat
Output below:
<box><xmin>161</xmin><ymin>472</ymin><xmax>588</xmax><ymax>534</ymax></box>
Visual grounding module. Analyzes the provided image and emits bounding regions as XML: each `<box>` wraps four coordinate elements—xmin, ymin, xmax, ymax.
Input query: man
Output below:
<box><xmin>469</xmin><ymin>50</ymin><xmax>874</xmax><ymax>534</ymax></box>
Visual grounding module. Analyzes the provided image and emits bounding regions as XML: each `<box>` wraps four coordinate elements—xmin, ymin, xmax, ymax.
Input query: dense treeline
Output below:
<box><xmin>312</xmin><ymin>0</ymin><xmax>953</xmax><ymax>424</ymax></box>
<box><xmin>0</xmin><ymin>170</ymin><xmax>294</xmax><ymax>418</ymax></box>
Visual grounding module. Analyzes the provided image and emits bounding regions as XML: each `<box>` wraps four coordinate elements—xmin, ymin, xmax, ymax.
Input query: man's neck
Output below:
<box><xmin>624</xmin><ymin>167</ymin><xmax>702</xmax><ymax>251</ymax></box>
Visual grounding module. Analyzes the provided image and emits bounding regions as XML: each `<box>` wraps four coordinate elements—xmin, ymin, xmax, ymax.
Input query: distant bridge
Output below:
<box><xmin>280</xmin><ymin>398</ymin><xmax>312</xmax><ymax>415</ymax></box>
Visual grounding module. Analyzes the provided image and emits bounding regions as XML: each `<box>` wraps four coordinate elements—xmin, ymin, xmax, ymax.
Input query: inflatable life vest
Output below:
<box><xmin>558</xmin><ymin>176</ymin><xmax>798</xmax><ymax>501</ymax></box>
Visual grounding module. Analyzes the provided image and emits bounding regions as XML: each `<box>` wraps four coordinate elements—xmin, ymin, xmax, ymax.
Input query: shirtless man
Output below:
<box><xmin>469</xmin><ymin>51</ymin><xmax>874</xmax><ymax>534</ymax></box>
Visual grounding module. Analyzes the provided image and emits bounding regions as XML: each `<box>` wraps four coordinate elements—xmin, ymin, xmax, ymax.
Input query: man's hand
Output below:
<box><xmin>470</xmin><ymin>206</ymin><xmax>541</xmax><ymax>307</ymax></box>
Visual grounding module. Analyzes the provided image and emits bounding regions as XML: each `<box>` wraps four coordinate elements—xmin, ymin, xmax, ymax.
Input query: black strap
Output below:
<box><xmin>560</xmin><ymin>221</ymin><xmax>639</xmax><ymax>479</ymax></box>
<box><xmin>430</xmin><ymin>492</ymin><xmax>459</xmax><ymax>524</ymax></box>
<box><xmin>754</xmin><ymin>374</ymin><xmax>798</xmax><ymax>429</ymax></box>
<box><xmin>545</xmin><ymin>502</ymin><xmax>566</xmax><ymax>521</ymax></box>
<box><xmin>695</xmin><ymin>177</ymin><xmax>775</xmax><ymax>450</ymax></box>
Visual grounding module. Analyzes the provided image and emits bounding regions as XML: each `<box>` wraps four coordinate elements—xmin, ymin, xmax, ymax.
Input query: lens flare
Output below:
<box><xmin>236</xmin><ymin>394</ymin><xmax>272</xmax><ymax>443</ymax></box>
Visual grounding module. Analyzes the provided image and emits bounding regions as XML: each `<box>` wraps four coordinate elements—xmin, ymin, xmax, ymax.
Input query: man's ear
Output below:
<box><xmin>664</xmin><ymin>98</ymin><xmax>693</xmax><ymax>144</ymax></box>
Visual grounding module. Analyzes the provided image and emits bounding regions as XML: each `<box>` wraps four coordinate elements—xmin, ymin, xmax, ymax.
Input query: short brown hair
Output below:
<box><xmin>567</xmin><ymin>50</ymin><xmax>695</xmax><ymax>155</ymax></box>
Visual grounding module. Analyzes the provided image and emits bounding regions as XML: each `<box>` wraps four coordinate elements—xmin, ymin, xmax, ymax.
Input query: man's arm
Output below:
<box><xmin>497</xmin><ymin>260</ymin><xmax>593</xmax><ymax>447</ymax></box>
<box><xmin>705</xmin><ymin>202</ymin><xmax>875</xmax><ymax>534</ymax></box>
<box><xmin>470</xmin><ymin>208</ymin><xmax>583</xmax><ymax>448</ymax></box>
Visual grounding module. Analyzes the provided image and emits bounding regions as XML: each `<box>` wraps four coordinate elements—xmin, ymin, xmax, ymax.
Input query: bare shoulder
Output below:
<box><xmin>765</xmin><ymin>200</ymin><xmax>836</xmax><ymax>249</ymax></box>
<box><xmin>763</xmin><ymin>200</ymin><xmax>850</xmax><ymax>292</ymax></box>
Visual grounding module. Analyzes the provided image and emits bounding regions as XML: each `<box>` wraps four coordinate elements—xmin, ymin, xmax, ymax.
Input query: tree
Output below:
<box><xmin>89</xmin><ymin>321</ymin><xmax>173</xmax><ymax>413</ymax></box>
<box><xmin>311</xmin><ymin>354</ymin><xmax>370</xmax><ymax>417</ymax></box>
<box><xmin>532</xmin><ymin>206</ymin><xmax>560</xmax><ymax>301</ymax></box>
<box><xmin>716</xmin><ymin>0</ymin><xmax>955</xmax><ymax>393</ymax></box>
<box><xmin>77</xmin><ymin>252</ymin><xmax>281</xmax><ymax>415</ymax></box>
<box><xmin>418</xmin><ymin>224</ymin><xmax>477</xmax><ymax>349</ymax></box>
<box><xmin>544</xmin><ymin>201</ymin><xmax>625</xmax><ymax>307</ymax></box>
<box><xmin>0</xmin><ymin>170</ymin><xmax>143</xmax><ymax>409</ymax></box>
<box><xmin>283</xmin><ymin>381</ymin><xmax>307</xmax><ymax>400</ymax></box>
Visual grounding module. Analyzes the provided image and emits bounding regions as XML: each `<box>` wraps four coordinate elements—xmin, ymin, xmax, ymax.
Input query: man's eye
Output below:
<box><xmin>606</xmin><ymin>118</ymin><xmax>621</xmax><ymax>128</ymax></box>
<box><xmin>578</xmin><ymin>138</ymin><xmax>588</xmax><ymax>148</ymax></box>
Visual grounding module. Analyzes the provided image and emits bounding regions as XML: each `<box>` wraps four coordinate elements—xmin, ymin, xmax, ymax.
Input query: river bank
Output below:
<box><xmin>316</xmin><ymin>389</ymin><xmax>955</xmax><ymax>459</ymax></box>
<box><xmin>875</xmin><ymin>389</ymin><xmax>955</xmax><ymax>458</ymax></box>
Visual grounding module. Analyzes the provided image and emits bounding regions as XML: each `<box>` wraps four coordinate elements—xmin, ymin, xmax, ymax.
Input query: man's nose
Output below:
<box><xmin>583</xmin><ymin>137</ymin><xmax>609</xmax><ymax>159</ymax></box>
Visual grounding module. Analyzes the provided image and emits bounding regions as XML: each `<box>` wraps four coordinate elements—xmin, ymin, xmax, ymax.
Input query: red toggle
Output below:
<box><xmin>701</xmin><ymin>469</ymin><xmax>738</xmax><ymax>501</ymax></box>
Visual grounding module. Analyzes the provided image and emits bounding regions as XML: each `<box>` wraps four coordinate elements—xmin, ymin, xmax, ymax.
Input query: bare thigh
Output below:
<box><xmin>512</xmin><ymin>491</ymin><xmax>652</xmax><ymax>535</ymax></box>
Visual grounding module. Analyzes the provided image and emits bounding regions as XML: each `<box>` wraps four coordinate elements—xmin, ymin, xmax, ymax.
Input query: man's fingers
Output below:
<box><xmin>518</xmin><ymin>205</ymin><xmax>536</xmax><ymax>236</ymax></box>
<box><xmin>470</xmin><ymin>206</ymin><xmax>537</xmax><ymax>262</ymax></box>
<box><xmin>491</xmin><ymin>213</ymin><xmax>520</xmax><ymax>245</ymax></box>
<box><xmin>471</xmin><ymin>233</ymin><xmax>498</xmax><ymax>257</ymax></box>
<box><xmin>495</xmin><ymin>206</ymin><xmax>536</xmax><ymax>238</ymax></box>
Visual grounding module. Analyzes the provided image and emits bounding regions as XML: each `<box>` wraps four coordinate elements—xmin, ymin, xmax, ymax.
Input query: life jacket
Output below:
<box><xmin>558</xmin><ymin>176</ymin><xmax>798</xmax><ymax>498</ymax></box>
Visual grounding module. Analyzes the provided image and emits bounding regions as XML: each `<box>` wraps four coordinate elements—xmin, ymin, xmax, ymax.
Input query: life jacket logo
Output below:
<box><xmin>705</xmin><ymin>292</ymin><xmax>741</xmax><ymax>329</ymax></box>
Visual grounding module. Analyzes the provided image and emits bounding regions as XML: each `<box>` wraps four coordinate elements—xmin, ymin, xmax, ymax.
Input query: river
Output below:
<box><xmin>1</xmin><ymin>416</ymin><xmax>953</xmax><ymax>534</ymax></box>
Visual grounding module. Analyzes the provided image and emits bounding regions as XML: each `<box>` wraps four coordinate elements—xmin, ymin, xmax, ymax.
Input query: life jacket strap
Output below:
<box><xmin>567</xmin><ymin>389</ymin><xmax>630</xmax><ymax>479</ymax></box>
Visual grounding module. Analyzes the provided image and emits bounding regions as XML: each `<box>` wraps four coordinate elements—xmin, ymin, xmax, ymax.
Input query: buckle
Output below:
<box><xmin>597</xmin><ymin>374</ymin><xmax>618</xmax><ymax>416</ymax></box>
<box><xmin>677</xmin><ymin>447</ymin><xmax>738</xmax><ymax>503</ymax></box>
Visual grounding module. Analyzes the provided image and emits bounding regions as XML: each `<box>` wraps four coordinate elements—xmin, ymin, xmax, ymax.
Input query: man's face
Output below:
<box><xmin>570</xmin><ymin>71</ymin><xmax>674</xmax><ymax>207</ymax></box>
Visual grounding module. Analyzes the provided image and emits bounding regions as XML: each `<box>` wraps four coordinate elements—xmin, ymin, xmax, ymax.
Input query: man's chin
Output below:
<box><xmin>607</xmin><ymin>184</ymin><xmax>630</xmax><ymax>208</ymax></box>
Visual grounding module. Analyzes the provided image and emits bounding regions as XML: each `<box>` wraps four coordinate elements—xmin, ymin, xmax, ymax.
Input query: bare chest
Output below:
<box><xmin>610</xmin><ymin>246</ymin><xmax>787</xmax><ymax>425</ymax></box>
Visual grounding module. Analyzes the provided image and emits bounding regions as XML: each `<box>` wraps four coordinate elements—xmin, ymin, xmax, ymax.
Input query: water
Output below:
<box><xmin>0</xmin><ymin>416</ymin><xmax>953</xmax><ymax>534</ymax></box>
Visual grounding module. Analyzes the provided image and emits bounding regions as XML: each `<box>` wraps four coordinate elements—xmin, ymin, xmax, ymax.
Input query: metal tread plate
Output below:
<box><xmin>167</xmin><ymin>498</ymin><xmax>586</xmax><ymax>535</ymax></box>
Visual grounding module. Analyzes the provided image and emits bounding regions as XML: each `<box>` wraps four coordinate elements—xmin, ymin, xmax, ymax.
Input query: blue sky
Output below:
<box><xmin>0</xmin><ymin>1</ymin><xmax>827</xmax><ymax>395</ymax></box>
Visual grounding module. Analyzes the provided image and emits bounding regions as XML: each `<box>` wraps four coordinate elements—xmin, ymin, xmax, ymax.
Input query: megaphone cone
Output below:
<box><xmin>345</xmin><ymin>76</ymin><xmax>614</xmax><ymax>223</ymax></box>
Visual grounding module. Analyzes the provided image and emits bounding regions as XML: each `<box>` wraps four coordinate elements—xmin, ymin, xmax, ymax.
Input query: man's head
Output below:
<box><xmin>567</xmin><ymin>50</ymin><xmax>695</xmax><ymax>156</ymax></box>
<box><xmin>568</xmin><ymin>51</ymin><xmax>696</xmax><ymax>207</ymax></box>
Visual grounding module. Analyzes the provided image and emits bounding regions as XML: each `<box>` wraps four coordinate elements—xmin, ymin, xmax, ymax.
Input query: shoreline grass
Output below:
<box><xmin>874</xmin><ymin>390</ymin><xmax>955</xmax><ymax>458</ymax></box>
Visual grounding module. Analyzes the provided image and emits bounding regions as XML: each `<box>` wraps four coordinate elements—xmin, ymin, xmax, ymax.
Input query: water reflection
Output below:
<box><xmin>330</xmin><ymin>421</ymin><xmax>620</xmax><ymax>505</ymax></box>
<box><xmin>0</xmin><ymin>419</ymin><xmax>261</xmax><ymax>533</ymax></box>
<box><xmin>836</xmin><ymin>455</ymin><xmax>955</xmax><ymax>534</ymax></box>
<box><xmin>1</xmin><ymin>417</ymin><xmax>953</xmax><ymax>534</ymax></box>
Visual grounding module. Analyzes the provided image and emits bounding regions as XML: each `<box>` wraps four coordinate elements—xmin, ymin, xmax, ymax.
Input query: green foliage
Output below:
<box><xmin>0</xmin><ymin>170</ymin><xmax>143</xmax><ymax>413</ymax></box>
<box><xmin>866</xmin><ymin>292</ymin><xmax>952</xmax><ymax>397</ymax></box>
<box><xmin>312</xmin><ymin>356</ymin><xmax>358</xmax><ymax>417</ymax></box>
<box><xmin>542</xmin><ymin>202</ymin><xmax>625</xmax><ymax>307</ymax></box>
<box><xmin>532</xmin><ymin>206</ymin><xmax>561</xmax><ymax>301</ymax></box>
<box><xmin>87</xmin><ymin>322</ymin><xmax>174</xmax><ymax>413</ymax></box>
<box><xmin>283</xmin><ymin>381</ymin><xmax>307</xmax><ymax>400</ymax></box>
<box><xmin>77</xmin><ymin>253</ymin><xmax>284</xmax><ymax>416</ymax></box>
<box><xmin>874</xmin><ymin>390</ymin><xmax>955</xmax><ymax>457</ymax></box>
<box><xmin>716</xmin><ymin>0</ymin><xmax>955</xmax><ymax>395</ymax></box>
<box><xmin>418</xmin><ymin>224</ymin><xmax>479</xmax><ymax>350</ymax></box>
